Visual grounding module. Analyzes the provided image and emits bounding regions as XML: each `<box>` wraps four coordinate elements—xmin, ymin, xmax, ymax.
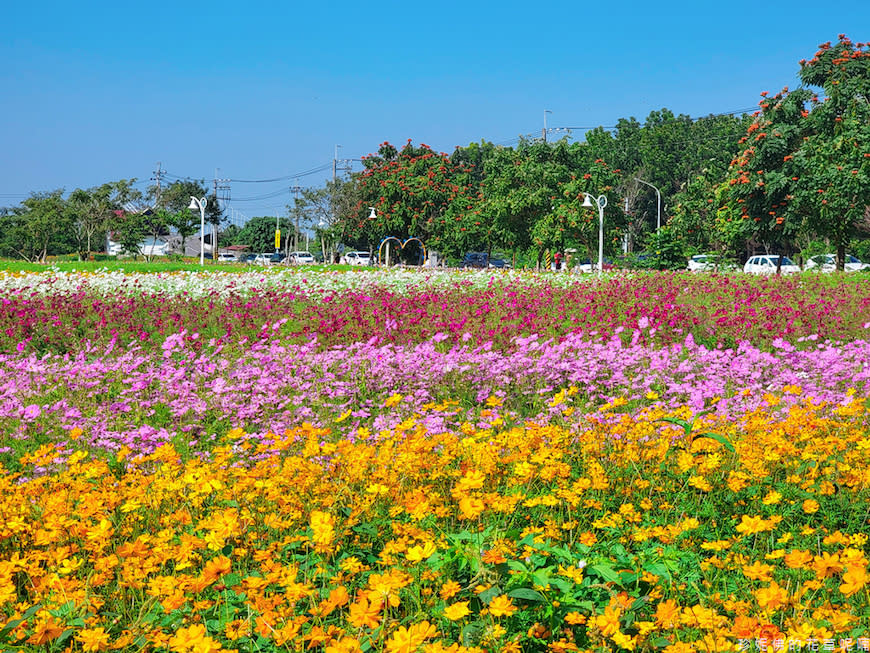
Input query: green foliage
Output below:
<box><xmin>718</xmin><ymin>36</ymin><xmax>869</xmax><ymax>269</ymax></box>
<box><xmin>646</xmin><ymin>226</ymin><xmax>687</xmax><ymax>270</ymax></box>
<box><xmin>233</xmin><ymin>216</ymin><xmax>293</xmax><ymax>253</ymax></box>
<box><xmin>0</xmin><ymin>191</ymin><xmax>70</xmax><ymax>263</ymax></box>
<box><xmin>354</xmin><ymin>141</ymin><xmax>478</xmax><ymax>257</ymax></box>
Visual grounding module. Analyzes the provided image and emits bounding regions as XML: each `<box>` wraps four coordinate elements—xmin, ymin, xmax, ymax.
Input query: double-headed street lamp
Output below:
<box><xmin>188</xmin><ymin>196</ymin><xmax>207</xmax><ymax>266</ymax></box>
<box><xmin>581</xmin><ymin>192</ymin><xmax>608</xmax><ymax>277</ymax></box>
<box><xmin>635</xmin><ymin>178</ymin><xmax>662</xmax><ymax>230</ymax></box>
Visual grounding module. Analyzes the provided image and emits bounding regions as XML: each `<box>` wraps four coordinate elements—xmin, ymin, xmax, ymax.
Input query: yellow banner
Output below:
<box><xmin>275</xmin><ymin>230</ymin><xmax>281</xmax><ymax>249</ymax></box>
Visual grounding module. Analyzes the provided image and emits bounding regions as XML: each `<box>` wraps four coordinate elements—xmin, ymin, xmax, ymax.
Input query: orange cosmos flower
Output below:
<box><xmin>839</xmin><ymin>564</ymin><xmax>868</xmax><ymax>597</ymax></box>
<box><xmin>784</xmin><ymin>549</ymin><xmax>812</xmax><ymax>569</ymax></box>
<box><xmin>736</xmin><ymin>515</ymin><xmax>776</xmax><ymax>535</ymax></box>
<box><xmin>385</xmin><ymin>621</ymin><xmax>437</xmax><ymax>653</ymax></box>
<box><xmin>754</xmin><ymin>582</ymin><xmax>790</xmax><ymax>612</ymax></box>
<box><xmin>488</xmin><ymin>595</ymin><xmax>517</xmax><ymax>617</ymax></box>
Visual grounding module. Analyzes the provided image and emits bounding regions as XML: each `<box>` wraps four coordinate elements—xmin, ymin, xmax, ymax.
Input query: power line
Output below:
<box><xmin>229</xmin><ymin>163</ymin><xmax>332</xmax><ymax>183</ymax></box>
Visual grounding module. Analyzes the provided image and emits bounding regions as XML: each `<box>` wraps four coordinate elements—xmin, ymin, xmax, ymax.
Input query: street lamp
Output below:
<box><xmin>581</xmin><ymin>192</ymin><xmax>607</xmax><ymax>277</ymax></box>
<box><xmin>635</xmin><ymin>178</ymin><xmax>662</xmax><ymax>230</ymax></box>
<box><xmin>188</xmin><ymin>196</ymin><xmax>207</xmax><ymax>266</ymax></box>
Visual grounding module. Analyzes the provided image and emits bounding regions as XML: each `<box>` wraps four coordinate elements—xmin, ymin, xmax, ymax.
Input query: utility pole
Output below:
<box><xmin>333</xmin><ymin>145</ymin><xmax>342</xmax><ymax>181</ymax></box>
<box><xmin>211</xmin><ymin>170</ymin><xmax>230</xmax><ymax>261</ymax></box>
<box><xmin>151</xmin><ymin>162</ymin><xmax>164</xmax><ymax>206</ymax></box>
<box><xmin>290</xmin><ymin>180</ymin><xmax>302</xmax><ymax>253</ymax></box>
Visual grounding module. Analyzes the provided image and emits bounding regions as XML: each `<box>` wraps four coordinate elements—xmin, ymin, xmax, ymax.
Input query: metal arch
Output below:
<box><xmin>402</xmin><ymin>237</ymin><xmax>427</xmax><ymax>265</ymax></box>
<box><xmin>377</xmin><ymin>237</ymin><xmax>403</xmax><ymax>265</ymax></box>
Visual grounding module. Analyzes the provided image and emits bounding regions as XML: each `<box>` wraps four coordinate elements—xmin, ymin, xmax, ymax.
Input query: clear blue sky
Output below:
<box><xmin>3</xmin><ymin>0</ymin><xmax>868</xmax><ymax>222</ymax></box>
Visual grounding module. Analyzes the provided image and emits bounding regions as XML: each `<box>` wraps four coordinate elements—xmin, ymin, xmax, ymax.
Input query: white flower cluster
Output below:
<box><xmin>0</xmin><ymin>267</ymin><xmax>601</xmax><ymax>298</ymax></box>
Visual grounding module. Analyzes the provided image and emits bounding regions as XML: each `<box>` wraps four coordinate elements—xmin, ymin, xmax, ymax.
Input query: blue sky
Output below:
<box><xmin>3</xmin><ymin>0</ymin><xmax>868</xmax><ymax>222</ymax></box>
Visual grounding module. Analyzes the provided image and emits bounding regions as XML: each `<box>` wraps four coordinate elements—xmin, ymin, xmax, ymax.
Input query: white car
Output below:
<box><xmin>743</xmin><ymin>254</ymin><xmax>801</xmax><ymax>275</ymax></box>
<box><xmin>289</xmin><ymin>251</ymin><xmax>315</xmax><ymax>265</ymax></box>
<box><xmin>217</xmin><ymin>252</ymin><xmax>238</xmax><ymax>263</ymax></box>
<box><xmin>688</xmin><ymin>254</ymin><xmax>713</xmax><ymax>272</ymax></box>
<box><xmin>805</xmin><ymin>254</ymin><xmax>870</xmax><ymax>272</ymax></box>
<box><xmin>687</xmin><ymin>254</ymin><xmax>737</xmax><ymax>272</ymax></box>
<box><xmin>252</xmin><ymin>253</ymin><xmax>273</xmax><ymax>266</ymax></box>
<box><xmin>342</xmin><ymin>251</ymin><xmax>371</xmax><ymax>266</ymax></box>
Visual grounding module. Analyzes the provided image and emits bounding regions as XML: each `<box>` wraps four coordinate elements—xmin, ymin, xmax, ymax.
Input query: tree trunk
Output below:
<box><xmin>836</xmin><ymin>242</ymin><xmax>846</xmax><ymax>272</ymax></box>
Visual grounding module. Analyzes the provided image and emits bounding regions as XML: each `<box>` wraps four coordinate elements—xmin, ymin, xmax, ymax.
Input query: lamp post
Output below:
<box><xmin>581</xmin><ymin>192</ymin><xmax>607</xmax><ymax>277</ymax></box>
<box><xmin>635</xmin><ymin>178</ymin><xmax>661</xmax><ymax>230</ymax></box>
<box><xmin>188</xmin><ymin>196</ymin><xmax>207</xmax><ymax>266</ymax></box>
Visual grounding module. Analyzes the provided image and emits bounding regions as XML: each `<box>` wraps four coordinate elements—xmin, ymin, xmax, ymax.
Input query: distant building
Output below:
<box><xmin>106</xmin><ymin>234</ymin><xmax>169</xmax><ymax>257</ymax></box>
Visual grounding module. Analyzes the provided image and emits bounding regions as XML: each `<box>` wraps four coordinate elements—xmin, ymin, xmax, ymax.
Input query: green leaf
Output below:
<box><xmin>507</xmin><ymin>587</ymin><xmax>547</xmax><ymax>602</ymax></box>
<box><xmin>657</xmin><ymin>416</ymin><xmax>692</xmax><ymax>433</ymax></box>
<box><xmin>589</xmin><ymin>564</ymin><xmax>622</xmax><ymax>585</ymax></box>
<box><xmin>55</xmin><ymin>629</ymin><xmax>76</xmax><ymax>648</ymax></box>
<box><xmin>692</xmin><ymin>432</ymin><xmax>735</xmax><ymax>453</ymax></box>
<box><xmin>531</xmin><ymin>571</ymin><xmax>553</xmax><ymax>588</ymax></box>
<box><xmin>643</xmin><ymin>562</ymin><xmax>673</xmax><ymax>582</ymax></box>
<box><xmin>506</xmin><ymin>559</ymin><xmax>528</xmax><ymax>573</ymax></box>
<box><xmin>461</xmin><ymin>622</ymin><xmax>484</xmax><ymax>647</ymax></box>
<box><xmin>550</xmin><ymin>578</ymin><xmax>574</xmax><ymax>594</ymax></box>
<box><xmin>478</xmin><ymin>586</ymin><xmax>501</xmax><ymax>604</ymax></box>
<box><xmin>0</xmin><ymin>603</ymin><xmax>42</xmax><ymax>639</ymax></box>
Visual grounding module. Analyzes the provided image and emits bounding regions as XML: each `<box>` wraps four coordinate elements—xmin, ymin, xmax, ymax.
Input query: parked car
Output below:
<box><xmin>252</xmin><ymin>253</ymin><xmax>273</xmax><ymax>265</ymax></box>
<box><xmin>488</xmin><ymin>258</ymin><xmax>511</xmax><ymax>269</ymax></box>
<box><xmin>289</xmin><ymin>251</ymin><xmax>315</xmax><ymax>265</ymax></box>
<box><xmin>217</xmin><ymin>252</ymin><xmax>238</xmax><ymax>263</ymax></box>
<box><xmin>688</xmin><ymin>254</ymin><xmax>713</xmax><ymax>272</ymax></box>
<box><xmin>575</xmin><ymin>257</ymin><xmax>618</xmax><ymax>273</ymax></box>
<box><xmin>805</xmin><ymin>254</ymin><xmax>870</xmax><ymax>272</ymax></box>
<box><xmin>269</xmin><ymin>253</ymin><xmax>286</xmax><ymax>264</ymax></box>
<box><xmin>743</xmin><ymin>254</ymin><xmax>801</xmax><ymax>275</ymax></box>
<box><xmin>461</xmin><ymin>252</ymin><xmax>488</xmax><ymax>268</ymax></box>
<box><xmin>341</xmin><ymin>251</ymin><xmax>371</xmax><ymax>266</ymax></box>
<box><xmin>242</xmin><ymin>253</ymin><xmax>257</xmax><ymax>264</ymax></box>
<box><xmin>687</xmin><ymin>254</ymin><xmax>737</xmax><ymax>272</ymax></box>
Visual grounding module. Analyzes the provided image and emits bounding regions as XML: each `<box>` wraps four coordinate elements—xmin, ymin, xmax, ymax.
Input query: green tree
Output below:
<box><xmin>151</xmin><ymin>179</ymin><xmax>210</xmax><ymax>256</ymax></box>
<box><xmin>717</xmin><ymin>36</ymin><xmax>869</xmax><ymax>270</ymax></box>
<box><xmin>0</xmin><ymin>191</ymin><xmax>70</xmax><ymax>262</ymax></box>
<box><xmin>792</xmin><ymin>36</ymin><xmax>870</xmax><ymax>268</ymax></box>
<box><xmin>352</xmin><ymin>141</ymin><xmax>476</xmax><ymax>258</ymax></box>
<box><xmin>234</xmin><ymin>216</ymin><xmax>293</xmax><ymax>253</ymax></box>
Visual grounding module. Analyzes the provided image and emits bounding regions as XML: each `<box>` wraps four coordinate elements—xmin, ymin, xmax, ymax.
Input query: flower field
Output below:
<box><xmin>1</xmin><ymin>269</ymin><xmax>869</xmax><ymax>653</ymax></box>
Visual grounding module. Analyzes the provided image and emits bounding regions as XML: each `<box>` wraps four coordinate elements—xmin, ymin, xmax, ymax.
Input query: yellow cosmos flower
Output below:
<box><xmin>385</xmin><ymin>621</ymin><xmax>437</xmax><ymax>653</ymax></box>
<box><xmin>458</xmin><ymin>495</ymin><xmax>485</xmax><ymax>520</ymax></box>
<box><xmin>754</xmin><ymin>581</ymin><xmax>789</xmax><ymax>612</ymax></box>
<box><xmin>405</xmin><ymin>541</ymin><xmax>437</xmax><ymax>563</ymax></box>
<box><xmin>742</xmin><ymin>561</ymin><xmax>774</xmax><ymax>581</ymax></box>
<box><xmin>384</xmin><ymin>393</ymin><xmax>403</xmax><ymax>408</ymax></box>
<box><xmin>456</xmin><ymin>470</ymin><xmax>485</xmax><ymax>492</ymax></box>
<box><xmin>735</xmin><ymin>514</ymin><xmax>776</xmax><ymax>535</ymax></box>
<box><xmin>784</xmin><ymin>549</ymin><xmax>812</xmax><ymax>569</ymax></box>
<box><xmin>310</xmin><ymin>510</ymin><xmax>335</xmax><ymax>551</ymax></box>
<box><xmin>439</xmin><ymin>580</ymin><xmax>461</xmax><ymax>600</ymax></box>
<box><xmin>488</xmin><ymin>595</ymin><xmax>517</xmax><ymax>617</ymax></box>
<box><xmin>76</xmin><ymin>627</ymin><xmax>110</xmax><ymax>652</ymax></box>
<box><xmin>802</xmin><ymin>499</ymin><xmax>820</xmax><ymax>514</ymax></box>
<box><xmin>840</xmin><ymin>564</ymin><xmax>869</xmax><ymax>597</ymax></box>
<box><xmin>443</xmin><ymin>600</ymin><xmax>471</xmax><ymax>621</ymax></box>
<box><xmin>761</xmin><ymin>490</ymin><xmax>782</xmax><ymax>505</ymax></box>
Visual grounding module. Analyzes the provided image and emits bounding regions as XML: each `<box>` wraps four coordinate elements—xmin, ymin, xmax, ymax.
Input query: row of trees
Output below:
<box><xmin>3</xmin><ymin>37</ymin><xmax>866</xmax><ymax>269</ymax></box>
<box><xmin>0</xmin><ymin>178</ymin><xmax>222</xmax><ymax>262</ymax></box>
<box><xmin>306</xmin><ymin>35</ymin><xmax>867</xmax><ymax>269</ymax></box>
